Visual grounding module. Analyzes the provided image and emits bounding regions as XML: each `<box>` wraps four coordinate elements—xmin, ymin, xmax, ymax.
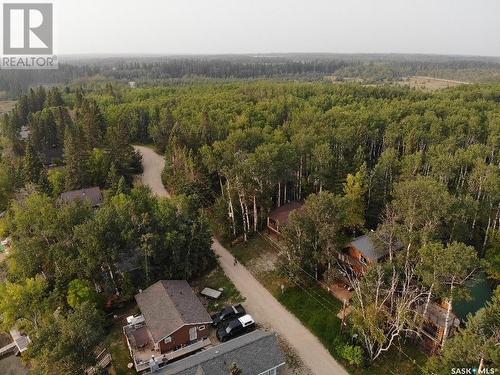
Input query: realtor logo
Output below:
<box><xmin>3</xmin><ymin>3</ymin><xmax>53</xmax><ymax>54</ymax></box>
<box><xmin>1</xmin><ymin>3</ymin><xmax>56</xmax><ymax>69</ymax></box>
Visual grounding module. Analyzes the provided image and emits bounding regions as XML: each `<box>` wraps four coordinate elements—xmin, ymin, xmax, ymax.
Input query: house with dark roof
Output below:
<box><xmin>337</xmin><ymin>233</ymin><xmax>403</xmax><ymax>275</ymax></box>
<box><xmin>60</xmin><ymin>187</ymin><xmax>103</xmax><ymax>207</ymax></box>
<box><xmin>158</xmin><ymin>330</ymin><xmax>285</xmax><ymax>375</ymax></box>
<box><xmin>123</xmin><ymin>280</ymin><xmax>212</xmax><ymax>372</ymax></box>
<box><xmin>267</xmin><ymin>201</ymin><xmax>303</xmax><ymax>237</ymax></box>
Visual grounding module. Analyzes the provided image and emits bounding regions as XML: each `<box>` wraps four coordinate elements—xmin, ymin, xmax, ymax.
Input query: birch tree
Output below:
<box><xmin>347</xmin><ymin>264</ymin><xmax>427</xmax><ymax>362</ymax></box>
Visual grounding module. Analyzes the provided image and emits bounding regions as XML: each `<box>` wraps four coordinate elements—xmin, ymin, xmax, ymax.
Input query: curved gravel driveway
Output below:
<box><xmin>133</xmin><ymin>145</ymin><xmax>349</xmax><ymax>375</ymax></box>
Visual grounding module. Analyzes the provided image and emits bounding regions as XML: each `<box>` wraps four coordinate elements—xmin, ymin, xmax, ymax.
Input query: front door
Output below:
<box><xmin>189</xmin><ymin>327</ymin><xmax>197</xmax><ymax>341</ymax></box>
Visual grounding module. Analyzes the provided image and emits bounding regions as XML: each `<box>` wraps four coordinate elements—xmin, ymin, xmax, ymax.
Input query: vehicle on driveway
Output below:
<box><xmin>216</xmin><ymin>314</ymin><xmax>256</xmax><ymax>342</ymax></box>
<box><xmin>211</xmin><ymin>304</ymin><xmax>246</xmax><ymax>327</ymax></box>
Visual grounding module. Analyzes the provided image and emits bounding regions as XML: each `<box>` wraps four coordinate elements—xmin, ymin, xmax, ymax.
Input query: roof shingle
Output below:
<box><xmin>158</xmin><ymin>330</ymin><xmax>285</xmax><ymax>375</ymax></box>
<box><xmin>60</xmin><ymin>187</ymin><xmax>103</xmax><ymax>206</ymax></box>
<box><xmin>135</xmin><ymin>280</ymin><xmax>212</xmax><ymax>343</ymax></box>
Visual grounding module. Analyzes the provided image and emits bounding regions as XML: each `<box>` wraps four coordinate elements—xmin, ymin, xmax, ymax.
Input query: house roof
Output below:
<box><xmin>60</xmin><ymin>187</ymin><xmax>103</xmax><ymax>206</ymax></box>
<box><xmin>416</xmin><ymin>302</ymin><xmax>460</xmax><ymax>328</ymax></box>
<box><xmin>348</xmin><ymin>234</ymin><xmax>388</xmax><ymax>262</ymax></box>
<box><xmin>268</xmin><ymin>201</ymin><xmax>303</xmax><ymax>225</ymax></box>
<box><xmin>158</xmin><ymin>330</ymin><xmax>285</xmax><ymax>375</ymax></box>
<box><xmin>135</xmin><ymin>280</ymin><xmax>211</xmax><ymax>343</ymax></box>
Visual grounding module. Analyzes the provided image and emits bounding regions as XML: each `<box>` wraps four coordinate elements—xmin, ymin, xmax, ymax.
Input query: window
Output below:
<box><xmin>164</xmin><ymin>336</ymin><xmax>171</xmax><ymax>344</ymax></box>
<box><xmin>198</xmin><ymin>325</ymin><xmax>205</xmax><ymax>331</ymax></box>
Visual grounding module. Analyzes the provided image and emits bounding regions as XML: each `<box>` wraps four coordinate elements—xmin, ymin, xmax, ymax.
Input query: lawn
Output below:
<box><xmin>104</xmin><ymin>304</ymin><xmax>140</xmax><ymax>375</ymax></box>
<box><xmin>105</xmin><ymin>322</ymin><xmax>136</xmax><ymax>375</ymax></box>
<box><xmin>191</xmin><ymin>263</ymin><xmax>244</xmax><ymax>313</ymax></box>
<box><xmin>366</xmin><ymin>343</ymin><xmax>428</xmax><ymax>375</ymax></box>
<box><xmin>277</xmin><ymin>285</ymin><xmax>345</xmax><ymax>355</ymax></box>
<box><xmin>227</xmin><ymin>234</ymin><xmax>272</xmax><ymax>266</ymax></box>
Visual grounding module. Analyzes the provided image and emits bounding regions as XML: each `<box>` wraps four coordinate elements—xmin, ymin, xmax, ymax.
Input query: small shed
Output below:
<box><xmin>201</xmin><ymin>287</ymin><xmax>222</xmax><ymax>299</ymax></box>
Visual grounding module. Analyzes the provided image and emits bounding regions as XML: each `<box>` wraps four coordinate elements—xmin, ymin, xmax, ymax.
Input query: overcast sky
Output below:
<box><xmin>52</xmin><ymin>0</ymin><xmax>500</xmax><ymax>56</ymax></box>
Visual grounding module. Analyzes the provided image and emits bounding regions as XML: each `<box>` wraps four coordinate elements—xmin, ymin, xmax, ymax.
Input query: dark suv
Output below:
<box><xmin>211</xmin><ymin>304</ymin><xmax>246</xmax><ymax>327</ymax></box>
<box><xmin>216</xmin><ymin>314</ymin><xmax>256</xmax><ymax>342</ymax></box>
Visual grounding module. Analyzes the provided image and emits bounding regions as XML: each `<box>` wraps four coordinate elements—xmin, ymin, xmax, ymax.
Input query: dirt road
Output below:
<box><xmin>133</xmin><ymin>145</ymin><xmax>170</xmax><ymax>198</ymax></box>
<box><xmin>133</xmin><ymin>145</ymin><xmax>349</xmax><ymax>375</ymax></box>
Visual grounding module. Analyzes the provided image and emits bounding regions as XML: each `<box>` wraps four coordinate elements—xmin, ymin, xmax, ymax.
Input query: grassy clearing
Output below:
<box><xmin>227</xmin><ymin>234</ymin><xmax>272</xmax><ymax>265</ymax></box>
<box><xmin>276</xmin><ymin>285</ymin><xmax>426</xmax><ymax>375</ymax></box>
<box><xmin>191</xmin><ymin>264</ymin><xmax>244</xmax><ymax>313</ymax></box>
<box><xmin>278</xmin><ymin>285</ymin><xmax>344</xmax><ymax>354</ymax></box>
<box><xmin>398</xmin><ymin>76</ymin><xmax>469</xmax><ymax>91</ymax></box>
<box><xmin>0</xmin><ymin>100</ymin><xmax>16</xmax><ymax>114</ymax></box>
<box><xmin>365</xmin><ymin>344</ymin><xmax>427</xmax><ymax>375</ymax></box>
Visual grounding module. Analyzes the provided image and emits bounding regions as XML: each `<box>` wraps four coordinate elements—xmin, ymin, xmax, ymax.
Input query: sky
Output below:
<box><xmin>48</xmin><ymin>0</ymin><xmax>500</xmax><ymax>56</ymax></box>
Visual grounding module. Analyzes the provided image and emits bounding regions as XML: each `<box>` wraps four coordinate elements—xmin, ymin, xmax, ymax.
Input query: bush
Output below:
<box><xmin>339</xmin><ymin>344</ymin><xmax>364</xmax><ymax>366</ymax></box>
<box><xmin>67</xmin><ymin>279</ymin><xmax>102</xmax><ymax>309</ymax></box>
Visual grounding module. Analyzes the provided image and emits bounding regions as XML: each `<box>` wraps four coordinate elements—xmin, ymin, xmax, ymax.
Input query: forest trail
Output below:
<box><xmin>133</xmin><ymin>145</ymin><xmax>349</xmax><ymax>375</ymax></box>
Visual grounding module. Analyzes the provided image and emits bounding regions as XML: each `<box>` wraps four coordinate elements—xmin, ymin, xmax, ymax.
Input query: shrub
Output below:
<box><xmin>339</xmin><ymin>344</ymin><xmax>364</xmax><ymax>366</ymax></box>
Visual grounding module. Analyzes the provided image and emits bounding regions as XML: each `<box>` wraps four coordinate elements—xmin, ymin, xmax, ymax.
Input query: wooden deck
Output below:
<box><xmin>0</xmin><ymin>342</ymin><xmax>16</xmax><ymax>357</ymax></box>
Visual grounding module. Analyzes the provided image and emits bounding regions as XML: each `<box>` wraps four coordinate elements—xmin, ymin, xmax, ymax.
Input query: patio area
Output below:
<box><xmin>123</xmin><ymin>323</ymin><xmax>212</xmax><ymax>372</ymax></box>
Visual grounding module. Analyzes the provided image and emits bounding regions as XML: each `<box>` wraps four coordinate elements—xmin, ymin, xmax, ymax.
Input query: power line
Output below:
<box><xmin>256</xmin><ymin>231</ymin><xmax>345</xmax><ymax>309</ymax></box>
<box><xmin>259</xmin><ymin>233</ymin><xmax>344</xmax><ymax>313</ymax></box>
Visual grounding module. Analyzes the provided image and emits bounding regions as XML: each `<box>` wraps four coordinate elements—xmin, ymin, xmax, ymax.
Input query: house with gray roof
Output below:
<box><xmin>60</xmin><ymin>187</ymin><xmax>103</xmax><ymax>207</ymax></box>
<box><xmin>158</xmin><ymin>330</ymin><xmax>285</xmax><ymax>375</ymax></box>
<box><xmin>124</xmin><ymin>280</ymin><xmax>213</xmax><ymax>372</ymax></box>
<box><xmin>338</xmin><ymin>233</ymin><xmax>403</xmax><ymax>275</ymax></box>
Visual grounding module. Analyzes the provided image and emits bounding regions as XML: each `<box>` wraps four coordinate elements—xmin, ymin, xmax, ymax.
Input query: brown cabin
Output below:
<box><xmin>338</xmin><ymin>233</ymin><xmax>402</xmax><ymax>275</ymax></box>
<box><xmin>124</xmin><ymin>280</ymin><xmax>212</xmax><ymax>372</ymax></box>
<box><xmin>267</xmin><ymin>201</ymin><xmax>303</xmax><ymax>237</ymax></box>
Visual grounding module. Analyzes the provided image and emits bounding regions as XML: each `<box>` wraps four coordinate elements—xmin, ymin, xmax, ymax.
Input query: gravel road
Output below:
<box><xmin>133</xmin><ymin>145</ymin><xmax>349</xmax><ymax>375</ymax></box>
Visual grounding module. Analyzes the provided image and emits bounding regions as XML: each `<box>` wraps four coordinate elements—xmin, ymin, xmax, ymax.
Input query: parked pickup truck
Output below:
<box><xmin>211</xmin><ymin>304</ymin><xmax>246</xmax><ymax>327</ymax></box>
<box><xmin>216</xmin><ymin>314</ymin><xmax>256</xmax><ymax>342</ymax></box>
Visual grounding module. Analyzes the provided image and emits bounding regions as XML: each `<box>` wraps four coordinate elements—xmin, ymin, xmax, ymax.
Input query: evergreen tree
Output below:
<box><xmin>116</xmin><ymin>176</ymin><xmax>128</xmax><ymax>195</ymax></box>
<box><xmin>106</xmin><ymin>162</ymin><xmax>120</xmax><ymax>192</ymax></box>
<box><xmin>63</xmin><ymin>124</ymin><xmax>89</xmax><ymax>190</ymax></box>
<box><xmin>78</xmin><ymin>99</ymin><xmax>105</xmax><ymax>149</ymax></box>
<box><xmin>23</xmin><ymin>141</ymin><xmax>43</xmax><ymax>184</ymax></box>
<box><xmin>46</xmin><ymin>87</ymin><xmax>64</xmax><ymax>107</ymax></box>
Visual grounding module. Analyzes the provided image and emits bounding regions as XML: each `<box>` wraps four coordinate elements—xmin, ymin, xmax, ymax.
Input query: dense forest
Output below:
<box><xmin>0</xmin><ymin>85</ymin><xmax>215</xmax><ymax>373</ymax></box>
<box><xmin>0</xmin><ymin>79</ymin><xmax>498</xmax><ymax>373</ymax></box>
<box><xmin>1</xmin><ymin>53</ymin><xmax>499</xmax><ymax>97</ymax></box>
<box><xmin>84</xmin><ymin>81</ymin><xmax>498</xmax><ymax>370</ymax></box>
